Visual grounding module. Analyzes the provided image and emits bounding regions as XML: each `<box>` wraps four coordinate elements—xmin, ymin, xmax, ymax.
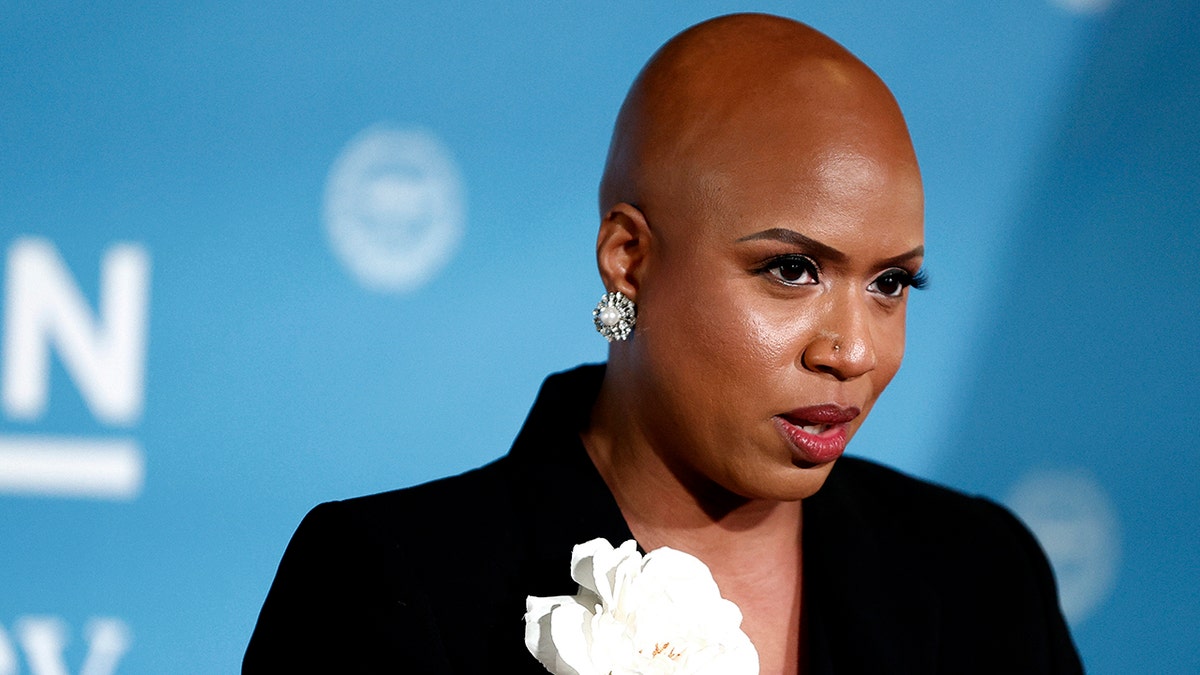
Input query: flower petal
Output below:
<box><xmin>569</xmin><ymin>538</ymin><xmax>614</xmax><ymax>596</ymax></box>
<box><xmin>532</xmin><ymin>539</ymin><xmax>759</xmax><ymax>675</ymax></box>
<box><xmin>548</xmin><ymin>601</ymin><xmax>600</xmax><ymax>675</ymax></box>
<box><xmin>573</xmin><ymin>538</ymin><xmax>642</xmax><ymax>611</ymax></box>
<box><xmin>524</xmin><ymin>595</ymin><xmax>574</xmax><ymax>670</ymax></box>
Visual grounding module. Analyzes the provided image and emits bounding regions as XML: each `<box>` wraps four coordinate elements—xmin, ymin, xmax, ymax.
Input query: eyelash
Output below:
<box><xmin>758</xmin><ymin>254</ymin><xmax>819</xmax><ymax>285</ymax></box>
<box><xmin>757</xmin><ymin>255</ymin><xmax>929</xmax><ymax>296</ymax></box>
<box><xmin>870</xmin><ymin>268</ymin><xmax>928</xmax><ymax>297</ymax></box>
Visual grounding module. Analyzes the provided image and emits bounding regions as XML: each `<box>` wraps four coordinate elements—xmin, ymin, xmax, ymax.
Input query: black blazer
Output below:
<box><xmin>244</xmin><ymin>365</ymin><xmax>1083</xmax><ymax>673</ymax></box>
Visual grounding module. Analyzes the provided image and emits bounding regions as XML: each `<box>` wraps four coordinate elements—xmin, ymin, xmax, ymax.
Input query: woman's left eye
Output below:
<box><xmin>869</xmin><ymin>268</ymin><xmax>925</xmax><ymax>297</ymax></box>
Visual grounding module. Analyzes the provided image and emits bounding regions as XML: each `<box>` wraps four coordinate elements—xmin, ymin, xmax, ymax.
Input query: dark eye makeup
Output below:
<box><xmin>870</xmin><ymin>268</ymin><xmax>928</xmax><ymax>297</ymax></box>
<box><xmin>758</xmin><ymin>254</ymin><xmax>820</xmax><ymax>285</ymax></box>
<box><xmin>756</xmin><ymin>253</ymin><xmax>928</xmax><ymax>296</ymax></box>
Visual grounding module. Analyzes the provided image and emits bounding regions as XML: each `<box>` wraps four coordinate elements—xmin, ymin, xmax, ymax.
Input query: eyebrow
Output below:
<box><xmin>736</xmin><ymin>228</ymin><xmax>924</xmax><ymax>267</ymax></box>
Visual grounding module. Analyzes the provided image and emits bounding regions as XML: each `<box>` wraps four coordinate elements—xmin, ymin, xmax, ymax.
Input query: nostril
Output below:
<box><xmin>800</xmin><ymin>334</ymin><xmax>876</xmax><ymax>382</ymax></box>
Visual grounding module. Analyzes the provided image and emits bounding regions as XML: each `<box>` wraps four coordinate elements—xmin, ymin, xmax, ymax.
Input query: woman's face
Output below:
<box><xmin>625</xmin><ymin>135</ymin><xmax>924</xmax><ymax>503</ymax></box>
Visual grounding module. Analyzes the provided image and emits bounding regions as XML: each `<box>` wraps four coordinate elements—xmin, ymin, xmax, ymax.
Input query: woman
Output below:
<box><xmin>245</xmin><ymin>14</ymin><xmax>1082</xmax><ymax>674</ymax></box>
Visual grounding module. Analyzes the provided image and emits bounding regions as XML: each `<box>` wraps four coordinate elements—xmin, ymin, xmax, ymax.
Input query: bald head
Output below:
<box><xmin>587</xmin><ymin>14</ymin><xmax>926</xmax><ymax>508</ymax></box>
<box><xmin>599</xmin><ymin>13</ymin><xmax>919</xmax><ymax>222</ymax></box>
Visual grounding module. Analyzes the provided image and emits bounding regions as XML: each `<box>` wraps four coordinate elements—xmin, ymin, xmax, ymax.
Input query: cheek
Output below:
<box><xmin>738</xmin><ymin>303</ymin><xmax>826</xmax><ymax>371</ymax></box>
<box><xmin>881</xmin><ymin>311</ymin><xmax>907</xmax><ymax>371</ymax></box>
<box><xmin>867</xmin><ymin>311</ymin><xmax>908</xmax><ymax>400</ymax></box>
<box><xmin>648</xmin><ymin>274</ymin><xmax>807</xmax><ymax>378</ymax></box>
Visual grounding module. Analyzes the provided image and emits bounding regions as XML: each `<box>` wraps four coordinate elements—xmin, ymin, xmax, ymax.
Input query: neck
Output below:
<box><xmin>581</xmin><ymin>374</ymin><xmax>803</xmax><ymax>559</ymax></box>
<box><xmin>582</xmin><ymin>371</ymin><xmax>806</xmax><ymax>675</ymax></box>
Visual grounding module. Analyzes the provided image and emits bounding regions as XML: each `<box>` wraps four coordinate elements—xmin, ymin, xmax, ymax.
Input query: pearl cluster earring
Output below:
<box><xmin>593</xmin><ymin>291</ymin><xmax>637</xmax><ymax>342</ymax></box>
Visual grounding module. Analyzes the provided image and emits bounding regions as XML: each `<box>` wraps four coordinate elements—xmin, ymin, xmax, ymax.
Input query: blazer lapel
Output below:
<box><xmin>502</xmin><ymin>365</ymin><xmax>634</xmax><ymax>598</ymax></box>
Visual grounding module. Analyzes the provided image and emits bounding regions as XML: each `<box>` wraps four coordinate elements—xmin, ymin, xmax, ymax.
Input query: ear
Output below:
<box><xmin>596</xmin><ymin>202</ymin><xmax>651</xmax><ymax>299</ymax></box>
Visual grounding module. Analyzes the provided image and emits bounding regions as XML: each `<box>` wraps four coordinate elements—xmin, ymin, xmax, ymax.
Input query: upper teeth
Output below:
<box><xmin>801</xmin><ymin>424</ymin><xmax>830</xmax><ymax>434</ymax></box>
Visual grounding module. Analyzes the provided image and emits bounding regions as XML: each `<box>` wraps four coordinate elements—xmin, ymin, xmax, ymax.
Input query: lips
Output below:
<box><xmin>774</xmin><ymin>404</ymin><xmax>861</xmax><ymax>466</ymax></box>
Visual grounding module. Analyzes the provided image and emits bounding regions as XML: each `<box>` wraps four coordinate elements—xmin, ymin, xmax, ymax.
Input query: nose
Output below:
<box><xmin>800</xmin><ymin>292</ymin><xmax>877</xmax><ymax>381</ymax></box>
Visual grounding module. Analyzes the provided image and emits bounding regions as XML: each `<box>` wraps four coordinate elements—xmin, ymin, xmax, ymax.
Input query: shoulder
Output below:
<box><xmin>807</xmin><ymin>456</ymin><xmax>1083</xmax><ymax>672</ymax></box>
<box><xmin>824</xmin><ymin>454</ymin><xmax>983</xmax><ymax>510</ymax></box>
<box><xmin>821</xmin><ymin>455</ymin><xmax>1036</xmax><ymax>554</ymax></box>
<box><xmin>815</xmin><ymin>456</ymin><xmax>1059</xmax><ymax>596</ymax></box>
<box><xmin>276</xmin><ymin>457</ymin><xmax>519</xmax><ymax>569</ymax></box>
<box><xmin>245</xmin><ymin>364</ymin><xmax>618</xmax><ymax>673</ymax></box>
<box><xmin>244</xmin><ymin>459</ymin><xmax>534</xmax><ymax>673</ymax></box>
<box><xmin>290</xmin><ymin>456</ymin><xmax>535</xmax><ymax>612</ymax></box>
<box><xmin>318</xmin><ymin>456</ymin><xmax>519</xmax><ymax>547</ymax></box>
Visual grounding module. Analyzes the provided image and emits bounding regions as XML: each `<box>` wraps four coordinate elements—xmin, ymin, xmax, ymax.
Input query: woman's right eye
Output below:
<box><xmin>762</xmin><ymin>255</ymin><xmax>819</xmax><ymax>286</ymax></box>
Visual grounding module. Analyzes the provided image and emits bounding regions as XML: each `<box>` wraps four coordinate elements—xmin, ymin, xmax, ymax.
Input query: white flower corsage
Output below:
<box><xmin>523</xmin><ymin>538</ymin><xmax>759</xmax><ymax>675</ymax></box>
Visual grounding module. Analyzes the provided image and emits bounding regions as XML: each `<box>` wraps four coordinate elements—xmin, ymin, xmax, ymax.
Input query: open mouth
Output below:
<box><xmin>794</xmin><ymin>422</ymin><xmax>835</xmax><ymax>436</ymax></box>
<box><xmin>774</xmin><ymin>405</ymin><xmax>861</xmax><ymax>465</ymax></box>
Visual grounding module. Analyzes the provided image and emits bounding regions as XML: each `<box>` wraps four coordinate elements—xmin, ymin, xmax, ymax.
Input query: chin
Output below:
<box><xmin>738</xmin><ymin>460</ymin><xmax>837</xmax><ymax>502</ymax></box>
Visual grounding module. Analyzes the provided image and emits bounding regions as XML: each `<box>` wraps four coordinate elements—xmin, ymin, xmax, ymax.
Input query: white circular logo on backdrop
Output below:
<box><xmin>323</xmin><ymin>126</ymin><xmax>465</xmax><ymax>293</ymax></box>
<box><xmin>1006</xmin><ymin>469</ymin><xmax>1121</xmax><ymax>625</ymax></box>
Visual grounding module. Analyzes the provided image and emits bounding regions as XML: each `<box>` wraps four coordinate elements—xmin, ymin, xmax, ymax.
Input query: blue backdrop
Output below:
<box><xmin>1</xmin><ymin>1</ymin><xmax>1196</xmax><ymax>673</ymax></box>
